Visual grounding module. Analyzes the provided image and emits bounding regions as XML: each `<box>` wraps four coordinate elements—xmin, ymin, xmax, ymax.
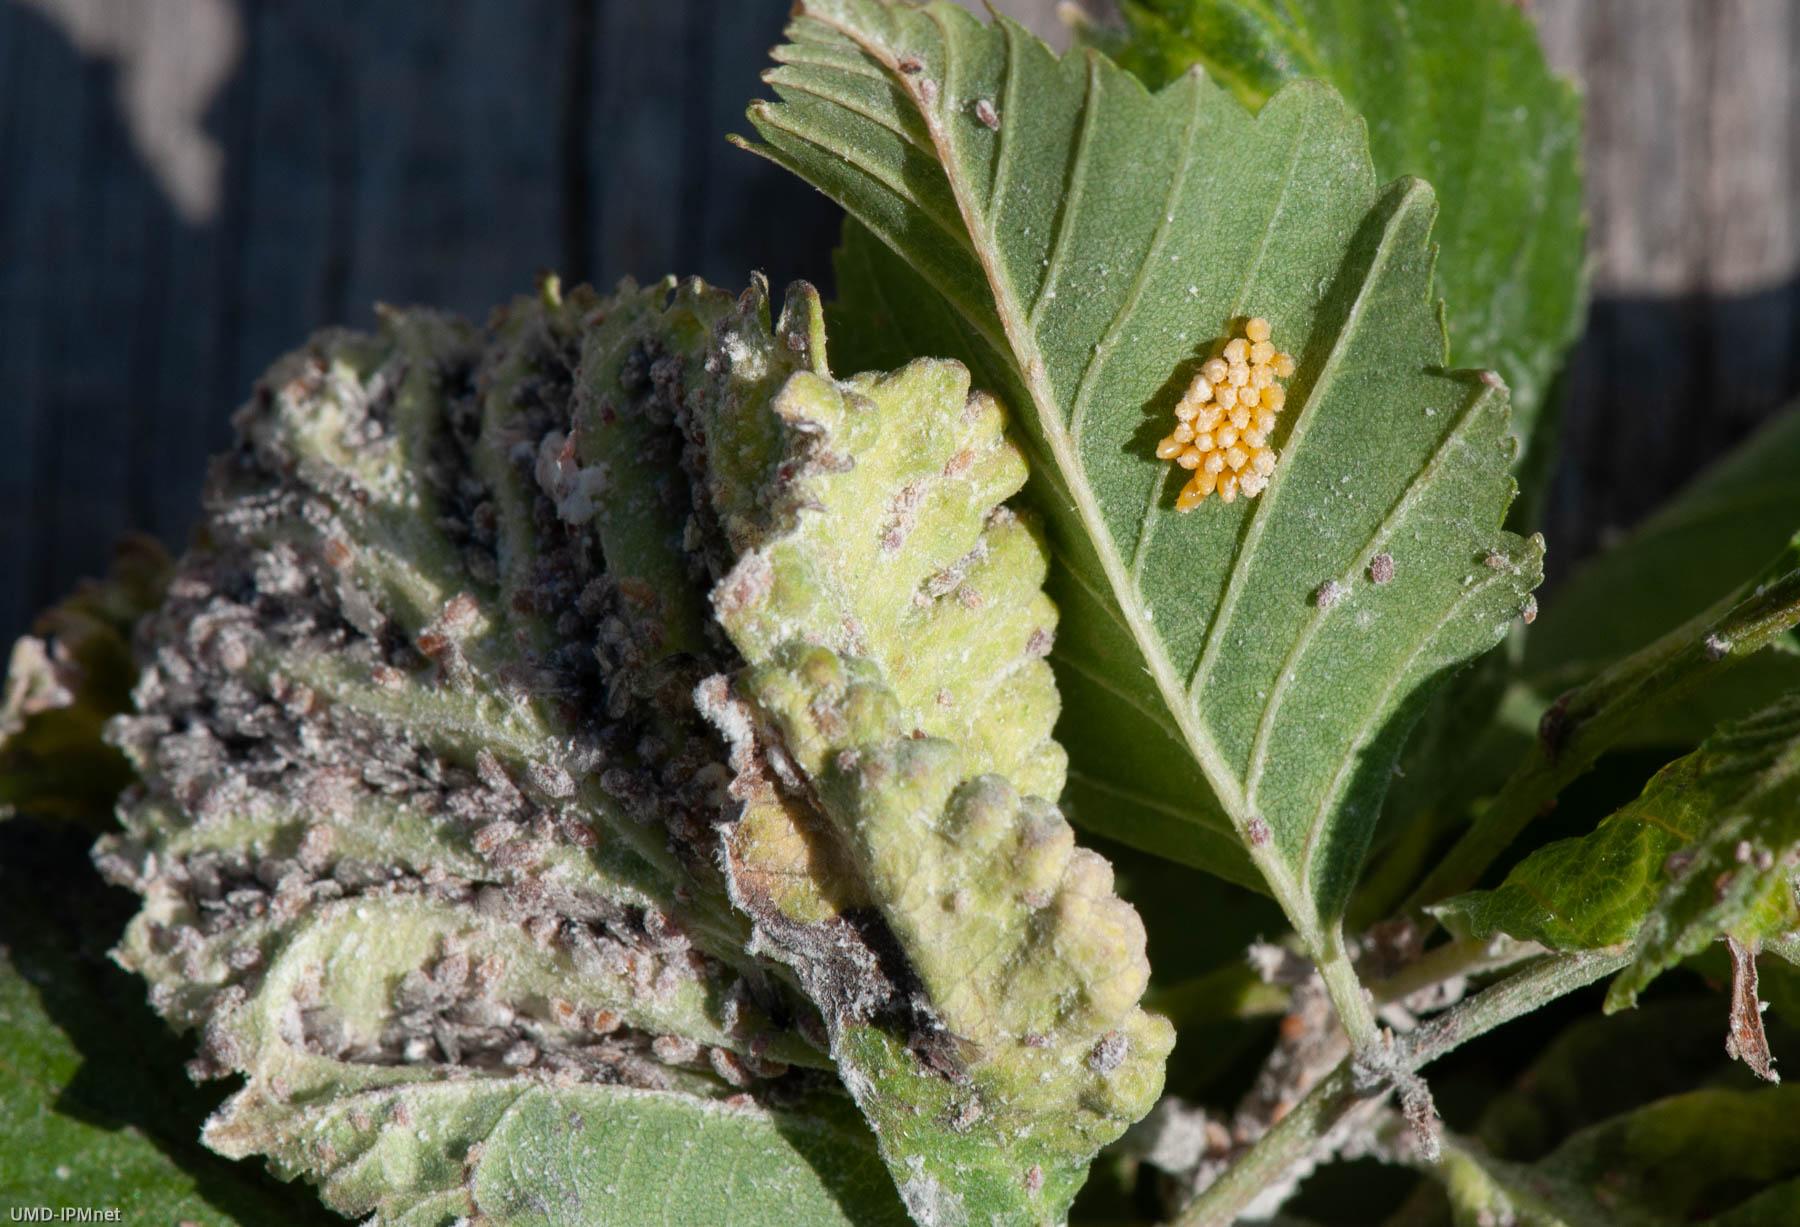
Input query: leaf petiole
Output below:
<box><xmin>1168</xmin><ymin>947</ymin><xmax>1631</xmax><ymax>1227</ymax></box>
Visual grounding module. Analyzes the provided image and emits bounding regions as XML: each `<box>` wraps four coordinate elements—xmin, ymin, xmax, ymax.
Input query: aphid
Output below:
<box><xmin>1163</xmin><ymin>317</ymin><xmax>1296</xmax><ymax>511</ymax></box>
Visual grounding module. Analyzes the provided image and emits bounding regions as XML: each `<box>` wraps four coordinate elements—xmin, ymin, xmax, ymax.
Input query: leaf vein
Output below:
<box><xmin>1052</xmin><ymin>643</ymin><xmax>1185</xmax><ymax>740</ymax></box>
<box><xmin>1298</xmin><ymin>564</ymin><xmax>1517</xmax><ymax>894</ymax></box>
<box><xmin>1129</xmin><ymin>103</ymin><xmax>1305</xmax><ymax>582</ymax></box>
<box><xmin>1068</xmin><ymin>80</ymin><xmax>1208</xmax><ymax>453</ymax></box>
<box><xmin>1027</xmin><ymin>54</ymin><xmax>1103</xmax><ymax>338</ymax></box>
<box><xmin>750</xmin><ymin>108</ymin><xmax>975</xmax><ymax>262</ymax></box>
<box><xmin>1245</xmin><ymin>384</ymin><xmax>1498</xmax><ymax>806</ymax></box>
<box><xmin>1188</xmin><ymin>175</ymin><xmax>1429</xmax><ymax>703</ymax></box>
<box><xmin>767</xmin><ymin>74</ymin><xmax>933</xmax><ymax>158</ymax></box>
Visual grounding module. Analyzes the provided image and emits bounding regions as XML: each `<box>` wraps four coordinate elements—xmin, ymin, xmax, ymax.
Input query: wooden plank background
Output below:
<box><xmin>2</xmin><ymin>0</ymin><xmax>1796</xmax><ymax>642</ymax></box>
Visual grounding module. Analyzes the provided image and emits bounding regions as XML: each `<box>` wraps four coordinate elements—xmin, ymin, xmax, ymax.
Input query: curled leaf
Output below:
<box><xmin>684</xmin><ymin>282</ymin><xmax>1172</xmax><ymax>1220</ymax></box>
<box><xmin>89</xmin><ymin>272</ymin><xmax>1165</xmax><ymax>1225</ymax></box>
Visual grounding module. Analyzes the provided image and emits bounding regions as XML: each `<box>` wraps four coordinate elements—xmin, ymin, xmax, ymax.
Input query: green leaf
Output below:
<box><xmin>1471</xmin><ymin>997</ymin><xmax>1775</xmax><ymax>1162</ymax></box>
<box><xmin>0</xmin><ymin>961</ymin><xmax>267</xmax><ymax>1222</ymax></box>
<box><xmin>1427</xmin><ymin>1087</ymin><xmax>1800</xmax><ymax>1227</ymax></box>
<box><xmin>1082</xmin><ymin>0</ymin><xmax>1587</xmax><ymax>494</ymax></box>
<box><xmin>739</xmin><ymin>1</ymin><xmax>1541</xmax><ymax>963</ymax></box>
<box><xmin>1437</xmin><ymin>693</ymin><xmax>1800</xmax><ymax>1013</ymax></box>
<box><xmin>1526</xmin><ymin>408</ymin><xmax>1800</xmax><ymax>743</ymax></box>
<box><xmin>0</xmin><ymin>821</ymin><xmax>329</xmax><ymax>1224</ymax></box>
<box><xmin>1405</xmin><ymin>532</ymin><xmax>1800</xmax><ymax>913</ymax></box>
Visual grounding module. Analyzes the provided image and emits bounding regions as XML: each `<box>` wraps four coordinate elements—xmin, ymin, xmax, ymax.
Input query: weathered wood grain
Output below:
<box><xmin>1535</xmin><ymin>0</ymin><xmax>1800</xmax><ymax>569</ymax></box>
<box><xmin>1</xmin><ymin>0</ymin><xmax>1796</xmax><ymax>642</ymax></box>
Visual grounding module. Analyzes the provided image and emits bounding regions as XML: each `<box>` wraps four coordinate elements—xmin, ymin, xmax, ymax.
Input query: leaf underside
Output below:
<box><xmin>742</xmin><ymin>0</ymin><xmax>1541</xmax><ymax>945</ymax></box>
<box><xmin>90</xmin><ymin>289</ymin><xmax>908</xmax><ymax>1227</ymax></box>
<box><xmin>1090</xmin><ymin>0</ymin><xmax>1588</xmax><ymax>491</ymax></box>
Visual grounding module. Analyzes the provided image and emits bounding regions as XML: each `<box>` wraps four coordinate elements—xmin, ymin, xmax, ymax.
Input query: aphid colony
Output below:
<box><xmin>1157</xmin><ymin>317</ymin><xmax>1295</xmax><ymax>510</ymax></box>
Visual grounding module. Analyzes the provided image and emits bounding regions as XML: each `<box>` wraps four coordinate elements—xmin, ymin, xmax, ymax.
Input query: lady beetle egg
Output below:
<box><xmin>1162</xmin><ymin>317</ymin><xmax>1295</xmax><ymax>511</ymax></box>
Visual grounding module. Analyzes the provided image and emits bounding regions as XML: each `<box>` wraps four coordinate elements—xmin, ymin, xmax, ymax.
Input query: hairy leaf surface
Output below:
<box><xmin>0</xmin><ymin>823</ymin><xmax>333</xmax><ymax>1224</ymax></box>
<box><xmin>741</xmin><ymin>0</ymin><xmax>1542</xmax><ymax>951</ymax></box>
<box><xmin>1438</xmin><ymin>693</ymin><xmax>1800</xmax><ymax>1012</ymax></box>
<box><xmin>194</xmin><ymin>896</ymin><xmax>904</xmax><ymax>1227</ymax></box>
<box><xmin>1085</xmin><ymin>0</ymin><xmax>1587</xmax><ymax>492</ymax></box>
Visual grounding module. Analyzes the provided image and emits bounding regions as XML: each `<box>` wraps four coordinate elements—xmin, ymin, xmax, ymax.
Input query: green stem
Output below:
<box><xmin>1314</xmin><ymin>925</ymin><xmax>1381</xmax><ymax>1051</ymax></box>
<box><xmin>1169</xmin><ymin>948</ymin><xmax>1630</xmax><ymax>1227</ymax></box>
<box><xmin>1405</xmin><ymin>566</ymin><xmax>1800</xmax><ymax>913</ymax></box>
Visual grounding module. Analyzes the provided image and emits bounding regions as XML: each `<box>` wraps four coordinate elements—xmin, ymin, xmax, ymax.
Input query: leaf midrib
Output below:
<box><xmin>802</xmin><ymin>3</ymin><xmax>1286</xmax><ymax>916</ymax></box>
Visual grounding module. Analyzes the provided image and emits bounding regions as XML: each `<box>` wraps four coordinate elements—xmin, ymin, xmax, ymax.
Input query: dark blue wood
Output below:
<box><xmin>0</xmin><ymin>0</ymin><xmax>841</xmax><ymax>641</ymax></box>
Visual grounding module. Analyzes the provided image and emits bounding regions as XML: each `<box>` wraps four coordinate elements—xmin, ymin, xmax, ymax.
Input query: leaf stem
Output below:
<box><xmin>1398</xmin><ymin>1125</ymin><xmax>1578</xmax><ymax>1225</ymax></box>
<box><xmin>1313</xmin><ymin>927</ymin><xmax>1380</xmax><ymax>1051</ymax></box>
<box><xmin>1168</xmin><ymin>947</ymin><xmax>1630</xmax><ymax>1227</ymax></box>
<box><xmin>1405</xmin><ymin>565</ymin><xmax>1800</xmax><ymax>912</ymax></box>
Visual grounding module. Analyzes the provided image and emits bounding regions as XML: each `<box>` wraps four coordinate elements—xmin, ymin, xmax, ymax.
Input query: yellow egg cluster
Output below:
<box><xmin>1157</xmin><ymin>317</ymin><xmax>1295</xmax><ymax>511</ymax></box>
